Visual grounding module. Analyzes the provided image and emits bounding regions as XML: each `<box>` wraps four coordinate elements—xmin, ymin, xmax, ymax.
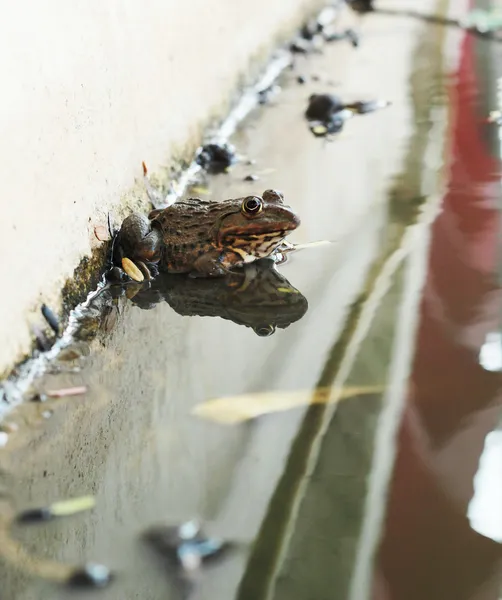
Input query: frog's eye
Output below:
<box><xmin>254</xmin><ymin>324</ymin><xmax>276</xmax><ymax>337</ymax></box>
<box><xmin>242</xmin><ymin>196</ymin><xmax>263</xmax><ymax>216</ymax></box>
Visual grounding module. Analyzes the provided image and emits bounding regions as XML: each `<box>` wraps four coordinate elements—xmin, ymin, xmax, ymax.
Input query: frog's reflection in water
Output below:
<box><xmin>126</xmin><ymin>259</ymin><xmax>308</xmax><ymax>336</ymax></box>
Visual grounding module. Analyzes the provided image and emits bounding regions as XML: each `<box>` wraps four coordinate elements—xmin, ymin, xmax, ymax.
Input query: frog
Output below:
<box><xmin>113</xmin><ymin>189</ymin><xmax>300</xmax><ymax>279</ymax></box>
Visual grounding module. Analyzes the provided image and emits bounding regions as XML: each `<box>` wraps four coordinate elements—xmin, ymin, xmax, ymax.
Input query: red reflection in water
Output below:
<box><xmin>373</xmin><ymin>26</ymin><xmax>502</xmax><ymax>600</ymax></box>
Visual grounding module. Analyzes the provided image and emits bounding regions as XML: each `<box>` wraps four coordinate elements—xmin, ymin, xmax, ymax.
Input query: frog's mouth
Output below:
<box><xmin>221</xmin><ymin>213</ymin><xmax>301</xmax><ymax>238</ymax></box>
<box><xmin>226</xmin><ymin>231</ymin><xmax>290</xmax><ymax>261</ymax></box>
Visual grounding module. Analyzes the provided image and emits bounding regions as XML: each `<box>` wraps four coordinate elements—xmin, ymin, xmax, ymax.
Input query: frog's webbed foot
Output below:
<box><xmin>188</xmin><ymin>258</ymin><xmax>228</xmax><ymax>278</ymax></box>
<box><xmin>114</xmin><ymin>213</ymin><xmax>163</xmax><ymax>265</ymax></box>
<box><xmin>110</xmin><ymin>216</ymin><xmax>159</xmax><ymax>278</ymax></box>
<box><xmin>111</xmin><ymin>213</ymin><xmax>164</xmax><ymax>283</ymax></box>
<box><xmin>189</xmin><ymin>249</ymin><xmax>240</xmax><ymax>278</ymax></box>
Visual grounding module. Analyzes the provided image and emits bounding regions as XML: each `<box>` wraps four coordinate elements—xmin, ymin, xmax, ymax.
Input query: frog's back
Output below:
<box><xmin>151</xmin><ymin>198</ymin><xmax>232</xmax><ymax>273</ymax></box>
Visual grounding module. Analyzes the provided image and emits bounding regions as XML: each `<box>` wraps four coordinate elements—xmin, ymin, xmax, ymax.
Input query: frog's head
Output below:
<box><xmin>217</xmin><ymin>190</ymin><xmax>300</xmax><ymax>259</ymax></box>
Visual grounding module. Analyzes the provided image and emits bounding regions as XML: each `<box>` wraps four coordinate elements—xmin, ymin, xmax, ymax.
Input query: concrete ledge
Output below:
<box><xmin>0</xmin><ymin>0</ymin><xmax>328</xmax><ymax>375</ymax></box>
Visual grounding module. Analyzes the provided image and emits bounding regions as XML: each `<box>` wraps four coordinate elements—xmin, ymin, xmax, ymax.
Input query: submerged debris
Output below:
<box><xmin>41</xmin><ymin>305</ymin><xmax>60</xmax><ymax>335</ymax></box>
<box><xmin>323</xmin><ymin>27</ymin><xmax>360</xmax><ymax>47</ymax></box>
<box><xmin>346</xmin><ymin>99</ymin><xmax>392</xmax><ymax>114</ymax></box>
<box><xmin>290</xmin><ymin>37</ymin><xmax>312</xmax><ymax>53</ymax></box>
<box><xmin>258</xmin><ymin>83</ymin><xmax>280</xmax><ymax>105</ymax></box>
<box><xmin>16</xmin><ymin>495</ymin><xmax>96</xmax><ymax>524</ymax></box>
<box><xmin>306</xmin><ymin>93</ymin><xmax>345</xmax><ymax>121</ymax></box>
<box><xmin>297</xmin><ymin>75</ymin><xmax>307</xmax><ymax>84</ymax></box>
<box><xmin>106</xmin><ymin>265</ymin><xmax>128</xmax><ymax>283</ymax></box>
<box><xmin>244</xmin><ymin>174</ymin><xmax>259</xmax><ymax>182</ymax></box>
<box><xmin>305</xmin><ymin>93</ymin><xmax>390</xmax><ymax>138</ymax></box>
<box><xmin>0</xmin><ymin>432</ymin><xmax>8</xmax><ymax>448</ymax></box>
<box><xmin>67</xmin><ymin>563</ymin><xmax>113</xmax><ymax>589</ymax></box>
<box><xmin>300</xmin><ymin>5</ymin><xmax>338</xmax><ymax>41</ymax></box>
<box><xmin>32</xmin><ymin>325</ymin><xmax>52</xmax><ymax>353</ymax></box>
<box><xmin>56</xmin><ymin>342</ymin><xmax>91</xmax><ymax>363</ymax></box>
<box><xmin>143</xmin><ymin>520</ymin><xmax>231</xmax><ymax>573</ymax></box>
<box><xmin>347</xmin><ymin>0</ymin><xmax>374</xmax><ymax>13</ymax></box>
<box><xmin>195</xmin><ymin>143</ymin><xmax>236</xmax><ymax>174</ymax></box>
<box><xmin>486</xmin><ymin>110</ymin><xmax>502</xmax><ymax>124</ymax></box>
<box><xmin>45</xmin><ymin>386</ymin><xmax>87</xmax><ymax>399</ymax></box>
<box><xmin>462</xmin><ymin>8</ymin><xmax>502</xmax><ymax>33</ymax></box>
<box><xmin>0</xmin><ymin>422</ymin><xmax>18</xmax><ymax>434</ymax></box>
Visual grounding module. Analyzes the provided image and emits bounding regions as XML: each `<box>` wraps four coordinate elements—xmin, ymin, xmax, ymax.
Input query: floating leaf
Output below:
<box><xmin>50</xmin><ymin>496</ymin><xmax>96</xmax><ymax>517</ymax></box>
<box><xmin>17</xmin><ymin>495</ymin><xmax>95</xmax><ymax>523</ymax></box>
<box><xmin>192</xmin><ymin>385</ymin><xmax>384</xmax><ymax>424</ymax></box>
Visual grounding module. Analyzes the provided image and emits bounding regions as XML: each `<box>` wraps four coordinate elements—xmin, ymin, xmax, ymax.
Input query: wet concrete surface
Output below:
<box><xmin>1</xmin><ymin>1</ymin><xmax>502</xmax><ymax>599</ymax></box>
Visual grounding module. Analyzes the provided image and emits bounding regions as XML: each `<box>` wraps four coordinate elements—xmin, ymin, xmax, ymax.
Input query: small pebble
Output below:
<box><xmin>305</xmin><ymin>94</ymin><xmax>344</xmax><ymax>121</ymax></box>
<box><xmin>195</xmin><ymin>143</ymin><xmax>236</xmax><ymax>174</ymax></box>
<box><xmin>244</xmin><ymin>174</ymin><xmax>259</xmax><ymax>182</ymax></box>
<box><xmin>16</xmin><ymin>507</ymin><xmax>54</xmax><ymax>523</ymax></box>
<box><xmin>106</xmin><ymin>266</ymin><xmax>128</xmax><ymax>283</ymax></box>
<box><xmin>41</xmin><ymin>410</ymin><xmax>53</xmax><ymax>419</ymax></box>
<box><xmin>300</xmin><ymin>19</ymin><xmax>320</xmax><ymax>40</ymax></box>
<box><xmin>41</xmin><ymin>305</ymin><xmax>60</xmax><ymax>335</ymax></box>
<box><xmin>296</xmin><ymin>75</ymin><xmax>306</xmax><ymax>84</ymax></box>
<box><xmin>67</xmin><ymin>563</ymin><xmax>113</xmax><ymax>589</ymax></box>
<box><xmin>0</xmin><ymin>422</ymin><xmax>18</xmax><ymax>433</ymax></box>
<box><xmin>32</xmin><ymin>326</ymin><xmax>52</xmax><ymax>352</ymax></box>
<box><xmin>179</xmin><ymin>520</ymin><xmax>200</xmax><ymax>540</ymax></box>
<box><xmin>31</xmin><ymin>393</ymin><xmax>48</xmax><ymax>403</ymax></box>
<box><xmin>346</xmin><ymin>29</ymin><xmax>360</xmax><ymax>47</ymax></box>
<box><xmin>143</xmin><ymin>520</ymin><xmax>231</xmax><ymax>571</ymax></box>
<box><xmin>290</xmin><ymin>38</ymin><xmax>311</xmax><ymax>53</ymax></box>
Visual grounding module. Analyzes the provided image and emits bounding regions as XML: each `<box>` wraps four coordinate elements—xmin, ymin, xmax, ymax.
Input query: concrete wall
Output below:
<box><xmin>0</xmin><ymin>0</ymin><xmax>325</xmax><ymax>376</ymax></box>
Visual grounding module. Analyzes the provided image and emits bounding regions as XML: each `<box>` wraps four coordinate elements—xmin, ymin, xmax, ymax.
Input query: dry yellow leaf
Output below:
<box><xmin>122</xmin><ymin>257</ymin><xmax>144</xmax><ymax>282</ymax></box>
<box><xmin>49</xmin><ymin>496</ymin><xmax>96</xmax><ymax>517</ymax></box>
<box><xmin>192</xmin><ymin>385</ymin><xmax>384</xmax><ymax>424</ymax></box>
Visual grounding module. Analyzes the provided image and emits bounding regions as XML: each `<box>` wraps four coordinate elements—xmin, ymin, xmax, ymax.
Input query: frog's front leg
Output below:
<box><xmin>189</xmin><ymin>248</ymin><xmax>243</xmax><ymax>278</ymax></box>
<box><xmin>114</xmin><ymin>213</ymin><xmax>163</xmax><ymax>265</ymax></box>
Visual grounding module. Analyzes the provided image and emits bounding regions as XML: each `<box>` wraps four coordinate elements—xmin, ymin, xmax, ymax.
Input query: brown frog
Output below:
<box><xmin>113</xmin><ymin>189</ymin><xmax>300</xmax><ymax>278</ymax></box>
